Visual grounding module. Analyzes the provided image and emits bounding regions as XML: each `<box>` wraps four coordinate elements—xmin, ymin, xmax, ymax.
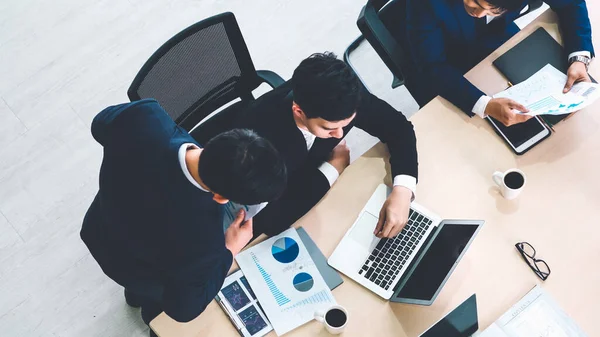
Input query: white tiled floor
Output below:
<box><xmin>0</xmin><ymin>1</ymin><xmax>547</xmax><ymax>336</ymax></box>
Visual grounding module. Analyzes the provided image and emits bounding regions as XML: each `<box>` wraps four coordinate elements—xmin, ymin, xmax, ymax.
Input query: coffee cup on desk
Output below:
<box><xmin>493</xmin><ymin>169</ymin><xmax>526</xmax><ymax>200</ymax></box>
<box><xmin>314</xmin><ymin>305</ymin><xmax>348</xmax><ymax>334</ymax></box>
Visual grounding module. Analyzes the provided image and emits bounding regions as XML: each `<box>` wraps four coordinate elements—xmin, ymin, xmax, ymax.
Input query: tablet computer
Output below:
<box><xmin>486</xmin><ymin>116</ymin><xmax>551</xmax><ymax>155</ymax></box>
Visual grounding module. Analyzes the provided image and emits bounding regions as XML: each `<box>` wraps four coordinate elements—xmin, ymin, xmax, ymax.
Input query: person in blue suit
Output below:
<box><xmin>81</xmin><ymin>99</ymin><xmax>287</xmax><ymax>336</ymax></box>
<box><xmin>406</xmin><ymin>0</ymin><xmax>594</xmax><ymax>126</ymax></box>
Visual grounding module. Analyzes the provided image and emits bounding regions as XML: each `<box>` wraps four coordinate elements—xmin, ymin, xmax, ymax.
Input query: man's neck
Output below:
<box><xmin>185</xmin><ymin>148</ymin><xmax>211</xmax><ymax>190</ymax></box>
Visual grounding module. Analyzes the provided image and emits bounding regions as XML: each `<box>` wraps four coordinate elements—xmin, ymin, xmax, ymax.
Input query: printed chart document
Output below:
<box><xmin>216</xmin><ymin>270</ymin><xmax>273</xmax><ymax>337</ymax></box>
<box><xmin>494</xmin><ymin>64</ymin><xmax>600</xmax><ymax>116</ymax></box>
<box><xmin>476</xmin><ymin>285</ymin><xmax>587</xmax><ymax>337</ymax></box>
<box><xmin>222</xmin><ymin>202</ymin><xmax>268</xmax><ymax>232</ymax></box>
<box><xmin>236</xmin><ymin>228</ymin><xmax>336</xmax><ymax>336</ymax></box>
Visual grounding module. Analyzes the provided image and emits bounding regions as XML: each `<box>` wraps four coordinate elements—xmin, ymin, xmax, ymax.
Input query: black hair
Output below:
<box><xmin>199</xmin><ymin>129</ymin><xmax>287</xmax><ymax>205</ymax></box>
<box><xmin>483</xmin><ymin>0</ymin><xmax>523</xmax><ymax>13</ymax></box>
<box><xmin>291</xmin><ymin>52</ymin><xmax>361</xmax><ymax>121</ymax></box>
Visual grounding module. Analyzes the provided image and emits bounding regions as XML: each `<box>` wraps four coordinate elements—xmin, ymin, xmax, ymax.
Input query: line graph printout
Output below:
<box><xmin>493</xmin><ymin>64</ymin><xmax>600</xmax><ymax>116</ymax></box>
<box><xmin>216</xmin><ymin>269</ymin><xmax>273</xmax><ymax>337</ymax></box>
<box><xmin>237</xmin><ymin>228</ymin><xmax>336</xmax><ymax>335</ymax></box>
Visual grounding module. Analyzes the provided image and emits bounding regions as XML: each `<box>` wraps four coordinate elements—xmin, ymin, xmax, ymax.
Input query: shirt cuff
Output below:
<box><xmin>472</xmin><ymin>95</ymin><xmax>492</xmax><ymax>118</ymax></box>
<box><xmin>392</xmin><ymin>175</ymin><xmax>417</xmax><ymax>201</ymax></box>
<box><xmin>318</xmin><ymin>162</ymin><xmax>340</xmax><ymax>187</ymax></box>
<box><xmin>568</xmin><ymin>51</ymin><xmax>592</xmax><ymax>61</ymax></box>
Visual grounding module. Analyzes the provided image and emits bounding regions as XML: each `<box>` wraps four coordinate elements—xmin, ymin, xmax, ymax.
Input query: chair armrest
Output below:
<box><xmin>358</xmin><ymin>2</ymin><xmax>408</xmax><ymax>86</ymax></box>
<box><xmin>256</xmin><ymin>70</ymin><xmax>285</xmax><ymax>89</ymax></box>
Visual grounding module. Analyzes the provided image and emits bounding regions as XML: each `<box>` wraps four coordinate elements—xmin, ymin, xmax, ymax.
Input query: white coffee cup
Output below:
<box><xmin>314</xmin><ymin>305</ymin><xmax>348</xmax><ymax>334</ymax></box>
<box><xmin>493</xmin><ymin>169</ymin><xmax>526</xmax><ymax>200</ymax></box>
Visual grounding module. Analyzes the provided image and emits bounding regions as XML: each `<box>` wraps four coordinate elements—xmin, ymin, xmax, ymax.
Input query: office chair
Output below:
<box><xmin>128</xmin><ymin>12</ymin><xmax>284</xmax><ymax>135</ymax></box>
<box><xmin>344</xmin><ymin>0</ymin><xmax>545</xmax><ymax>105</ymax></box>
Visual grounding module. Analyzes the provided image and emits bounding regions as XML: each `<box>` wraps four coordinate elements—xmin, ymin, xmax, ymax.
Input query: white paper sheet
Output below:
<box><xmin>493</xmin><ymin>64</ymin><xmax>600</xmax><ymax>116</ymax></box>
<box><xmin>478</xmin><ymin>285</ymin><xmax>588</xmax><ymax>337</ymax></box>
<box><xmin>236</xmin><ymin>228</ymin><xmax>336</xmax><ymax>336</ymax></box>
<box><xmin>222</xmin><ymin>202</ymin><xmax>268</xmax><ymax>232</ymax></box>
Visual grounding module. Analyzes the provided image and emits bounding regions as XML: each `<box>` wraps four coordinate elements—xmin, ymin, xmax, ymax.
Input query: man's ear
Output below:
<box><xmin>212</xmin><ymin>194</ymin><xmax>229</xmax><ymax>204</ymax></box>
<box><xmin>292</xmin><ymin>102</ymin><xmax>307</xmax><ymax>120</ymax></box>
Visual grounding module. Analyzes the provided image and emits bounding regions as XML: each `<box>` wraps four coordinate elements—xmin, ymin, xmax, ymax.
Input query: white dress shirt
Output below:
<box><xmin>298</xmin><ymin>127</ymin><xmax>417</xmax><ymax>196</ymax></box>
<box><xmin>179</xmin><ymin>143</ymin><xmax>208</xmax><ymax>192</ymax></box>
<box><xmin>471</xmin><ymin>17</ymin><xmax>592</xmax><ymax>118</ymax></box>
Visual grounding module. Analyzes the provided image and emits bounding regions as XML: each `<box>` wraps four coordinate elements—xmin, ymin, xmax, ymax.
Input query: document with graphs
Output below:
<box><xmin>493</xmin><ymin>64</ymin><xmax>600</xmax><ymax>116</ymax></box>
<box><xmin>236</xmin><ymin>228</ymin><xmax>336</xmax><ymax>336</ymax></box>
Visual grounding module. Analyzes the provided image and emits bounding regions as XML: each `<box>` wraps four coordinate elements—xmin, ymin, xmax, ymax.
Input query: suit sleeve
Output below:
<box><xmin>161</xmin><ymin>249</ymin><xmax>233</xmax><ymax>323</ymax></box>
<box><xmin>253</xmin><ymin>167</ymin><xmax>330</xmax><ymax>236</ymax></box>
<box><xmin>546</xmin><ymin>0</ymin><xmax>594</xmax><ymax>56</ymax></box>
<box><xmin>91</xmin><ymin>104</ymin><xmax>129</xmax><ymax>146</ymax></box>
<box><xmin>354</xmin><ymin>89</ymin><xmax>419</xmax><ymax>180</ymax></box>
<box><xmin>406</xmin><ymin>0</ymin><xmax>484</xmax><ymax>115</ymax></box>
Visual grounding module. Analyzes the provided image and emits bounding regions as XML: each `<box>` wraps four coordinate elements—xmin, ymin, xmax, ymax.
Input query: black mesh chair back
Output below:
<box><xmin>128</xmin><ymin>12</ymin><xmax>262</xmax><ymax>131</ymax></box>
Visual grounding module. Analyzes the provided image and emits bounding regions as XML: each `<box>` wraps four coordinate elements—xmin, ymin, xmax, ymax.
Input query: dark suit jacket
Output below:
<box><xmin>230</xmin><ymin>82</ymin><xmax>418</xmax><ymax>235</ymax></box>
<box><xmin>406</xmin><ymin>0</ymin><xmax>595</xmax><ymax>114</ymax></box>
<box><xmin>81</xmin><ymin>99</ymin><xmax>232</xmax><ymax>322</ymax></box>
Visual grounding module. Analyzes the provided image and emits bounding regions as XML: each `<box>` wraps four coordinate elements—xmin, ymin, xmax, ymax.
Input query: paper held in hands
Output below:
<box><xmin>493</xmin><ymin>64</ymin><xmax>600</xmax><ymax>116</ymax></box>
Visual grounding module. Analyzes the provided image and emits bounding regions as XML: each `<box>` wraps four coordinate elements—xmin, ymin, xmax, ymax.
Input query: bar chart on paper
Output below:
<box><xmin>251</xmin><ymin>253</ymin><xmax>291</xmax><ymax>306</ymax></box>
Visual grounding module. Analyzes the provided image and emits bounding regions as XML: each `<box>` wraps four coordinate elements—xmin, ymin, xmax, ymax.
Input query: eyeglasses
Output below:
<box><xmin>515</xmin><ymin>242</ymin><xmax>551</xmax><ymax>281</ymax></box>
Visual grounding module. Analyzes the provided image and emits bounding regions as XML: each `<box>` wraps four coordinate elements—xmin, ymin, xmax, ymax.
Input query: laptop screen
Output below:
<box><xmin>392</xmin><ymin>222</ymin><xmax>480</xmax><ymax>302</ymax></box>
<box><xmin>419</xmin><ymin>294</ymin><xmax>478</xmax><ymax>337</ymax></box>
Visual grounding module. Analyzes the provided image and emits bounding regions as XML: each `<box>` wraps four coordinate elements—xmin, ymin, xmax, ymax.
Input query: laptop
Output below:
<box><xmin>328</xmin><ymin>184</ymin><xmax>483</xmax><ymax>303</ymax></box>
<box><xmin>419</xmin><ymin>294</ymin><xmax>479</xmax><ymax>337</ymax></box>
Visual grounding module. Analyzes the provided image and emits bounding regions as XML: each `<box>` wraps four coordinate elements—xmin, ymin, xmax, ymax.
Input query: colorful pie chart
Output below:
<box><xmin>293</xmin><ymin>272</ymin><xmax>314</xmax><ymax>292</ymax></box>
<box><xmin>271</xmin><ymin>237</ymin><xmax>299</xmax><ymax>263</ymax></box>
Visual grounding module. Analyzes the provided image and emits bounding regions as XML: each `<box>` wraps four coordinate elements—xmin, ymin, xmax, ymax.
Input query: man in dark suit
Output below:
<box><xmin>81</xmin><ymin>99</ymin><xmax>286</xmax><ymax>335</ymax></box>
<box><xmin>406</xmin><ymin>0</ymin><xmax>594</xmax><ymax>126</ymax></box>
<box><xmin>217</xmin><ymin>52</ymin><xmax>419</xmax><ymax>240</ymax></box>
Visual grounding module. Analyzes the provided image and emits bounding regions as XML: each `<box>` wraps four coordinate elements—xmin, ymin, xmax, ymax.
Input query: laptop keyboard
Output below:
<box><xmin>358</xmin><ymin>209</ymin><xmax>433</xmax><ymax>290</ymax></box>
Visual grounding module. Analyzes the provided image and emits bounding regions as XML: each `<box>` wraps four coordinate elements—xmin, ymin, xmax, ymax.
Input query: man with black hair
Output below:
<box><xmin>208</xmin><ymin>52</ymin><xmax>419</xmax><ymax>240</ymax></box>
<box><xmin>406</xmin><ymin>0</ymin><xmax>594</xmax><ymax>126</ymax></box>
<box><xmin>81</xmin><ymin>99</ymin><xmax>286</xmax><ymax>334</ymax></box>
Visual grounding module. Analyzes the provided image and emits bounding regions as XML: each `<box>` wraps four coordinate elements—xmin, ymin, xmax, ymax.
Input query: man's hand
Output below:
<box><xmin>327</xmin><ymin>140</ymin><xmax>350</xmax><ymax>175</ymax></box>
<box><xmin>484</xmin><ymin>98</ymin><xmax>532</xmax><ymax>127</ymax></box>
<box><xmin>563</xmin><ymin>61</ymin><xmax>591</xmax><ymax>93</ymax></box>
<box><xmin>373</xmin><ymin>186</ymin><xmax>413</xmax><ymax>239</ymax></box>
<box><xmin>225</xmin><ymin>209</ymin><xmax>253</xmax><ymax>257</ymax></box>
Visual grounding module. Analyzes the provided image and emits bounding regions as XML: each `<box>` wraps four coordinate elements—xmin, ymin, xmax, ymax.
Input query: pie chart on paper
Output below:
<box><xmin>271</xmin><ymin>237</ymin><xmax>299</xmax><ymax>263</ymax></box>
<box><xmin>292</xmin><ymin>272</ymin><xmax>314</xmax><ymax>292</ymax></box>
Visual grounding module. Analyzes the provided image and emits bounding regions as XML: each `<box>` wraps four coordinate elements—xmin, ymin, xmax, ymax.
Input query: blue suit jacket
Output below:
<box><xmin>406</xmin><ymin>0</ymin><xmax>594</xmax><ymax>115</ymax></box>
<box><xmin>81</xmin><ymin>99</ymin><xmax>232</xmax><ymax>322</ymax></box>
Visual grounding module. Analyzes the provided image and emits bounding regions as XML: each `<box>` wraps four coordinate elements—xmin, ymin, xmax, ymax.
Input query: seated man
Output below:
<box><xmin>406</xmin><ymin>0</ymin><xmax>594</xmax><ymax>126</ymax></box>
<box><xmin>199</xmin><ymin>52</ymin><xmax>419</xmax><ymax>240</ymax></box>
<box><xmin>81</xmin><ymin>99</ymin><xmax>287</xmax><ymax>335</ymax></box>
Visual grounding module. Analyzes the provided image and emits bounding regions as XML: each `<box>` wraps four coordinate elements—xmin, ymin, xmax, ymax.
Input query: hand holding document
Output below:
<box><xmin>493</xmin><ymin>64</ymin><xmax>600</xmax><ymax>116</ymax></box>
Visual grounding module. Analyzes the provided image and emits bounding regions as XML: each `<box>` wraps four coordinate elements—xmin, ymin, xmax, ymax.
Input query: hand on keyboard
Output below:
<box><xmin>374</xmin><ymin>186</ymin><xmax>412</xmax><ymax>238</ymax></box>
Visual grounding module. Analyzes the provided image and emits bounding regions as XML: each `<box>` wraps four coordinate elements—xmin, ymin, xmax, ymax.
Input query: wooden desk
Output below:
<box><xmin>152</xmin><ymin>7</ymin><xmax>600</xmax><ymax>337</ymax></box>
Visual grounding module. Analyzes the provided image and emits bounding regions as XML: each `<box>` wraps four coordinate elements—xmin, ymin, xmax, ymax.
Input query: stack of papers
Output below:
<box><xmin>493</xmin><ymin>64</ymin><xmax>600</xmax><ymax>116</ymax></box>
<box><xmin>236</xmin><ymin>228</ymin><xmax>336</xmax><ymax>335</ymax></box>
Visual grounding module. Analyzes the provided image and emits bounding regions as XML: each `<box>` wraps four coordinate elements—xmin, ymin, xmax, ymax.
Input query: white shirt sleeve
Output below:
<box><xmin>392</xmin><ymin>175</ymin><xmax>417</xmax><ymax>201</ymax></box>
<box><xmin>318</xmin><ymin>162</ymin><xmax>340</xmax><ymax>186</ymax></box>
<box><xmin>568</xmin><ymin>51</ymin><xmax>592</xmax><ymax>60</ymax></box>
<box><xmin>472</xmin><ymin>95</ymin><xmax>492</xmax><ymax>118</ymax></box>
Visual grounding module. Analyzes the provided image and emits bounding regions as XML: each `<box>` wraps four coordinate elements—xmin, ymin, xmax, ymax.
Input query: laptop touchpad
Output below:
<box><xmin>349</xmin><ymin>212</ymin><xmax>379</xmax><ymax>250</ymax></box>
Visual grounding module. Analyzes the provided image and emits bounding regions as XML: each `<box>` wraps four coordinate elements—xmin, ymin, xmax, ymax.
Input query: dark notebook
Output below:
<box><xmin>492</xmin><ymin>27</ymin><xmax>594</xmax><ymax>127</ymax></box>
